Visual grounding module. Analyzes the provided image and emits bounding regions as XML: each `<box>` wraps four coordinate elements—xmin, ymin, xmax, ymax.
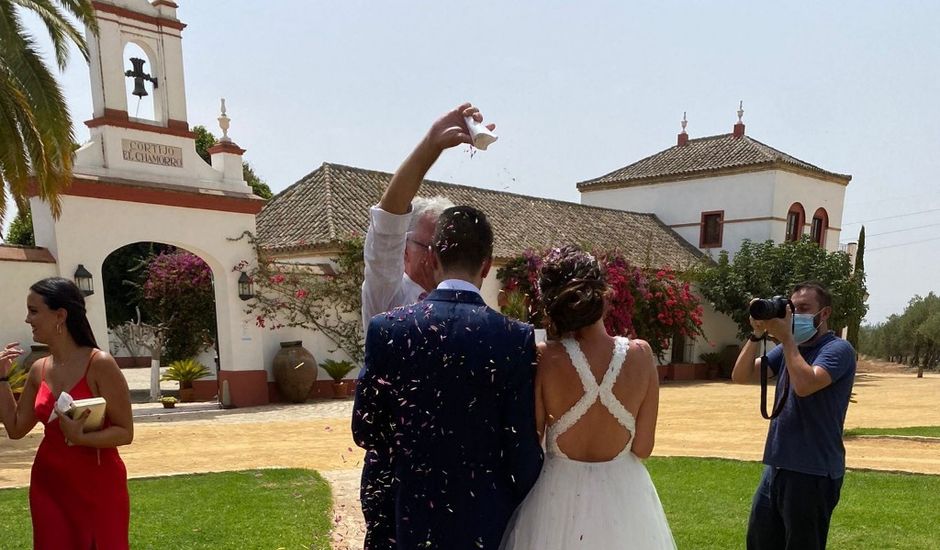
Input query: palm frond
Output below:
<box><xmin>0</xmin><ymin>78</ymin><xmax>33</xmax><ymax>222</ymax></box>
<box><xmin>10</xmin><ymin>0</ymin><xmax>85</xmax><ymax>68</ymax></box>
<box><xmin>0</xmin><ymin>0</ymin><xmax>97</xmax><ymax>223</ymax></box>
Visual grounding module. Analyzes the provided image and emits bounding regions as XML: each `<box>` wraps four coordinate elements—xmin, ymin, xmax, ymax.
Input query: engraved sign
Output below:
<box><xmin>121</xmin><ymin>139</ymin><xmax>183</xmax><ymax>168</ymax></box>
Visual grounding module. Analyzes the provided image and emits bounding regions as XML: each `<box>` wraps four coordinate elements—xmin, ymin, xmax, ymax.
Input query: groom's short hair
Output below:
<box><xmin>432</xmin><ymin>205</ymin><xmax>493</xmax><ymax>273</ymax></box>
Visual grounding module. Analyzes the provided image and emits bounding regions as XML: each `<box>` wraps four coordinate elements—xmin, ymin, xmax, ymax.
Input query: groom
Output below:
<box><xmin>353</xmin><ymin>205</ymin><xmax>543</xmax><ymax>549</ymax></box>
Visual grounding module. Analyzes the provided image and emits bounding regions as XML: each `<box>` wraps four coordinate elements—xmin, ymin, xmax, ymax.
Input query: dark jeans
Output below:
<box><xmin>747</xmin><ymin>466</ymin><xmax>844</xmax><ymax>550</ymax></box>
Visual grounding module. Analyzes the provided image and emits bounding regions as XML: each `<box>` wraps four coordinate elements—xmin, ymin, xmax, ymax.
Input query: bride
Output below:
<box><xmin>501</xmin><ymin>246</ymin><xmax>676</xmax><ymax>550</ymax></box>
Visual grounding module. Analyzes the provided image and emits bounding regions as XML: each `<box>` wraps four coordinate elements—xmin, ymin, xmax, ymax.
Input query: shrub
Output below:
<box><xmin>320</xmin><ymin>359</ymin><xmax>356</xmax><ymax>382</ymax></box>
<box><xmin>160</xmin><ymin>358</ymin><xmax>211</xmax><ymax>389</ymax></box>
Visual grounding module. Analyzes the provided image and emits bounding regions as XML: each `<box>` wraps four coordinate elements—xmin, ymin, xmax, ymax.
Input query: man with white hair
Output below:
<box><xmin>361</xmin><ymin>102</ymin><xmax>493</xmax><ymax>323</ymax></box>
<box><xmin>358</xmin><ymin>102</ymin><xmax>495</xmax><ymax>549</ymax></box>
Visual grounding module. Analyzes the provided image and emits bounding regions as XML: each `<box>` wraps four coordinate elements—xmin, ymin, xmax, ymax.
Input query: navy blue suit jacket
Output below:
<box><xmin>352</xmin><ymin>288</ymin><xmax>543</xmax><ymax>550</ymax></box>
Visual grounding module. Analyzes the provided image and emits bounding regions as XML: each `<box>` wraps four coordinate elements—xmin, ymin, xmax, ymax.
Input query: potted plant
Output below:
<box><xmin>320</xmin><ymin>359</ymin><xmax>357</xmax><ymax>399</ymax></box>
<box><xmin>700</xmin><ymin>352</ymin><xmax>723</xmax><ymax>380</ymax></box>
<box><xmin>160</xmin><ymin>358</ymin><xmax>211</xmax><ymax>402</ymax></box>
<box><xmin>160</xmin><ymin>396</ymin><xmax>178</xmax><ymax>409</ymax></box>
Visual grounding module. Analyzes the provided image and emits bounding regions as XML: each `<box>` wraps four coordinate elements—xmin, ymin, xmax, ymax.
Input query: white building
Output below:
<box><xmin>1</xmin><ymin>0</ymin><xmax>272</xmax><ymax>407</ymax></box>
<box><xmin>578</xmin><ymin>110</ymin><xmax>851</xmax><ymax>259</ymax></box>
<box><xmin>0</xmin><ymin>2</ymin><xmax>854</xmax><ymax>405</ymax></box>
<box><xmin>574</xmin><ymin>110</ymin><xmax>852</xmax><ymax>363</ymax></box>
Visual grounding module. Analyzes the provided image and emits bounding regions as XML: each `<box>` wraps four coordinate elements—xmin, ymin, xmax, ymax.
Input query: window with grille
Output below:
<box><xmin>811</xmin><ymin>208</ymin><xmax>828</xmax><ymax>246</ymax></box>
<box><xmin>786</xmin><ymin>203</ymin><xmax>805</xmax><ymax>242</ymax></box>
<box><xmin>700</xmin><ymin>211</ymin><xmax>723</xmax><ymax>248</ymax></box>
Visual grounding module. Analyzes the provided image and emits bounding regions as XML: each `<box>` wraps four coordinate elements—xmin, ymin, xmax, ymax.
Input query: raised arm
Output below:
<box><xmin>379</xmin><ymin>103</ymin><xmax>490</xmax><ymax>214</ymax></box>
<box><xmin>0</xmin><ymin>343</ymin><xmax>40</xmax><ymax>439</ymax></box>
<box><xmin>732</xmin><ymin>306</ymin><xmax>771</xmax><ymax>384</ymax></box>
<box><xmin>764</xmin><ymin>310</ymin><xmax>834</xmax><ymax>397</ymax></box>
<box><xmin>362</xmin><ymin>103</ymin><xmax>494</xmax><ymax>322</ymax></box>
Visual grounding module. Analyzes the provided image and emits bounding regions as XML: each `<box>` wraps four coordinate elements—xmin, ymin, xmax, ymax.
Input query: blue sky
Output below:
<box><xmin>11</xmin><ymin>0</ymin><xmax>940</xmax><ymax>323</ymax></box>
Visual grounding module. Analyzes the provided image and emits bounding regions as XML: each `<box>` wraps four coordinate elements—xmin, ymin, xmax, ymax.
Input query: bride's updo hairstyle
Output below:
<box><xmin>538</xmin><ymin>245</ymin><xmax>611</xmax><ymax>335</ymax></box>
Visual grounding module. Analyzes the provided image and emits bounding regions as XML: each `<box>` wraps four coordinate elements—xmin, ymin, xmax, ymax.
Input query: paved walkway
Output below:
<box><xmin>1</xmin><ymin>368</ymin><xmax>937</xmax><ymax>549</ymax></box>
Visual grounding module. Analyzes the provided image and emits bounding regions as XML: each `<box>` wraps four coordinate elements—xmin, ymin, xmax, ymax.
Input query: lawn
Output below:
<box><xmin>1</xmin><ymin>460</ymin><xmax>936</xmax><ymax>548</ymax></box>
<box><xmin>0</xmin><ymin>468</ymin><xmax>332</xmax><ymax>549</ymax></box>
<box><xmin>648</xmin><ymin>457</ymin><xmax>940</xmax><ymax>549</ymax></box>
<box><xmin>844</xmin><ymin>426</ymin><xmax>940</xmax><ymax>438</ymax></box>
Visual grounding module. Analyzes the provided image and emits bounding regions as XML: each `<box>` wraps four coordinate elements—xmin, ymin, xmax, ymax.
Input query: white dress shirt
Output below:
<box><xmin>361</xmin><ymin>205</ymin><xmax>427</xmax><ymax>327</ymax></box>
<box><xmin>436</xmin><ymin>279</ymin><xmax>482</xmax><ymax>294</ymax></box>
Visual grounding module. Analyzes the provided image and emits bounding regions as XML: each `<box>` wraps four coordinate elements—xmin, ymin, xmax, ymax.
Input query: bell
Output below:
<box><xmin>125</xmin><ymin>57</ymin><xmax>152</xmax><ymax>98</ymax></box>
<box><xmin>131</xmin><ymin>77</ymin><xmax>148</xmax><ymax>98</ymax></box>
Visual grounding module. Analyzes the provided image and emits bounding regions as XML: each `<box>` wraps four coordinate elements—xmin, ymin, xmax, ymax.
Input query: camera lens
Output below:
<box><xmin>749</xmin><ymin>296</ymin><xmax>790</xmax><ymax>320</ymax></box>
<box><xmin>749</xmin><ymin>299</ymin><xmax>776</xmax><ymax>321</ymax></box>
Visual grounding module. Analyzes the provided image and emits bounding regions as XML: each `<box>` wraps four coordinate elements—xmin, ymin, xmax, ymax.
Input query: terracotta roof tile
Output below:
<box><xmin>0</xmin><ymin>245</ymin><xmax>56</xmax><ymax>263</ymax></box>
<box><xmin>577</xmin><ymin>134</ymin><xmax>851</xmax><ymax>190</ymax></box>
<box><xmin>257</xmin><ymin>163</ymin><xmax>705</xmax><ymax>268</ymax></box>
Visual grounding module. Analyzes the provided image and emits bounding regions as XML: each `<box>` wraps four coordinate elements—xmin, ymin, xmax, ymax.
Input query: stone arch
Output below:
<box><xmin>101</xmin><ymin>240</ymin><xmax>223</xmax><ymax>401</ymax></box>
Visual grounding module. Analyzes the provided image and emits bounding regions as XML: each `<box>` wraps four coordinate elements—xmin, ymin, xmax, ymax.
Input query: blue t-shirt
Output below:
<box><xmin>763</xmin><ymin>331</ymin><xmax>856</xmax><ymax>478</ymax></box>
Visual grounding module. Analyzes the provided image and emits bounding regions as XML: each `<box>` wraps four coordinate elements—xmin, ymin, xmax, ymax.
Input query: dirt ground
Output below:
<box><xmin>1</xmin><ymin>360</ymin><xmax>937</xmax><ymax>549</ymax></box>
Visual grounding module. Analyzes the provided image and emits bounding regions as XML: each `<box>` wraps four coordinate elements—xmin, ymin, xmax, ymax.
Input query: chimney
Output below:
<box><xmin>733</xmin><ymin>100</ymin><xmax>745</xmax><ymax>138</ymax></box>
<box><xmin>677</xmin><ymin>112</ymin><xmax>689</xmax><ymax>146</ymax></box>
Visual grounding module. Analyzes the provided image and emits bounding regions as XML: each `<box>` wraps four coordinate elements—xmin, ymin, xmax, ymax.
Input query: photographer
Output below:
<box><xmin>732</xmin><ymin>282</ymin><xmax>856</xmax><ymax>550</ymax></box>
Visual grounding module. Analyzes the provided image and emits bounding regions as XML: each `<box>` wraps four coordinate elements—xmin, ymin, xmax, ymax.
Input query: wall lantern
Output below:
<box><xmin>238</xmin><ymin>271</ymin><xmax>254</xmax><ymax>301</ymax></box>
<box><xmin>74</xmin><ymin>264</ymin><xmax>94</xmax><ymax>297</ymax></box>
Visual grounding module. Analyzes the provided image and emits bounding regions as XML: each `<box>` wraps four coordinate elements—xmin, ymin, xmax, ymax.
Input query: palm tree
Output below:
<box><xmin>0</xmin><ymin>0</ymin><xmax>97</xmax><ymax>225</ymax></box>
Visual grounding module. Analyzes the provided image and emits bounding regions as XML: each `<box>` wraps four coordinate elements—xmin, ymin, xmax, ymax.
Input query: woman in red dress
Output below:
<box><xmin>0</xmin><ymin>277</ymin><xmax>133</xmax><ymax>549</ymax></box>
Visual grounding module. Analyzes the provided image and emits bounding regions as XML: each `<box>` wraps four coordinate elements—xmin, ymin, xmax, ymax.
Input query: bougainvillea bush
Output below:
<box><xmin>235</xmin><ymin>235</ymin><xmax>365</xmax><ymax>363</ymax></box>
<box><xmin>497</xmin><ymin>249</ymin><xmax>704</xmax><ymax>358</ymax></box>
<box><xmin>141</xmin><ymin>251</ymin><xmax>217</xmax><ymax>363</ymax></box>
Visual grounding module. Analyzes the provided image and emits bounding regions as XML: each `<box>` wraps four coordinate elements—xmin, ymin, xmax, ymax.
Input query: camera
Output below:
<box><xmin>749</xmin><ymin>296</ymin><xmax>793</xmax><ymax>320</ymax></box>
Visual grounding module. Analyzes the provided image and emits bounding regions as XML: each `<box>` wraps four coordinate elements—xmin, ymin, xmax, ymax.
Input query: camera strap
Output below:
<box><xmin>759</xmin><ymin>335</ymin><xmax>789</xmax><ymax>420</ymax></box>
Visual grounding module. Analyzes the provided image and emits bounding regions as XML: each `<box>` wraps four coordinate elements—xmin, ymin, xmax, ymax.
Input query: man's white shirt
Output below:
<box><xmin>361</xmin><ymin>205</ymin><xmax>426</xmax><ymax>327</ymax></box>
<box><xmin>436</xmin><ymin>279</ymin><xmax>481</xmax><ymax>294</ymax></box>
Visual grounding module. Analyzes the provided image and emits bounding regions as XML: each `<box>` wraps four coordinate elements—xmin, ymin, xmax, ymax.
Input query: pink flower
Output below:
<box><xmin>295</xmin><ymin>289</ymin><xmax>308</xmax><ymax>299</ymax></box>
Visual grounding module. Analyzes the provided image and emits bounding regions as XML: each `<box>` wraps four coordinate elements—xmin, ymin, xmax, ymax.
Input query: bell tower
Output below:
<box><xmin>86</xmin><ymin>0</ymin><xmax>189</xmax><ymax>135</ymax></box>
<box><xmin>27</xmin><ymin>1</ymin><xmax>269</xmax><ymax>407</ymax></box>
<box><xmin>73</xmin><ymin>0</ymin><xmax>251</xmax><ymax>194</ymax></box>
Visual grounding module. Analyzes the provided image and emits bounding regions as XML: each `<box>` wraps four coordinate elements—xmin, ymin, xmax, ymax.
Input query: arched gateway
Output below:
<box><xmin>27</xmin><ymin>0</ymin><xmax>268</xmax><ymax>406</ymax></box>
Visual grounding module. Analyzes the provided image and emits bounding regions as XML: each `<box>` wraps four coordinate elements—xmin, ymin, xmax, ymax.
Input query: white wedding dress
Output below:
<box><xmin>501</xmin><ymin>336</ymin><xmax>677</xmax><ymax>550</ymax></box>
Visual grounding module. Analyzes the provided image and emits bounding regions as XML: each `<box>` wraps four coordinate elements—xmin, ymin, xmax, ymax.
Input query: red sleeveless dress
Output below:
<box><xmin>31</xmin><ymin>351</ymin><xmax>130</xmax><ymax>550</ymax></box>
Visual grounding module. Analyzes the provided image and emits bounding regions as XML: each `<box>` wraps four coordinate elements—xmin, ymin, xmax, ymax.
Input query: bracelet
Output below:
<box><xmin>0</xmin><ymin>376</ymin><xmax>9</xmax><ymax>382</ymax></box>
<box><xmin>748</xmin><ymin>332</ymin><xmax>766</xmax><ymax>342</ymax></box>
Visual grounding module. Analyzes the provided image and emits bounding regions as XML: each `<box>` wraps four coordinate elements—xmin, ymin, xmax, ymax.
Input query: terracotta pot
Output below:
<box><xmin>272</xmin><ymin>341</ymin><xmax>318</xmax><ymax>403</ymax></box>
<box><xmin>22</xmin><ymin>344</ymin><xmax>51</xmax><ymax>370</ymax></box>
<box><xmin>331</xmin><ymin>381</ymin><xmax>348</xmax><ymax>399</ymax></box>
<box><xmin>179</xmin><ymin>387</ymin><xmax>195</xmax><ymax>402</ymax></box>
<box><xmin>672</xmin><ymin>363</ymin><xmax>696</xmax><ymax>381</ymax></box>
<box><xmin>656</xmin><ymin>364</ymin><xmax>673</xmax><ymax>382</ymax></box>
